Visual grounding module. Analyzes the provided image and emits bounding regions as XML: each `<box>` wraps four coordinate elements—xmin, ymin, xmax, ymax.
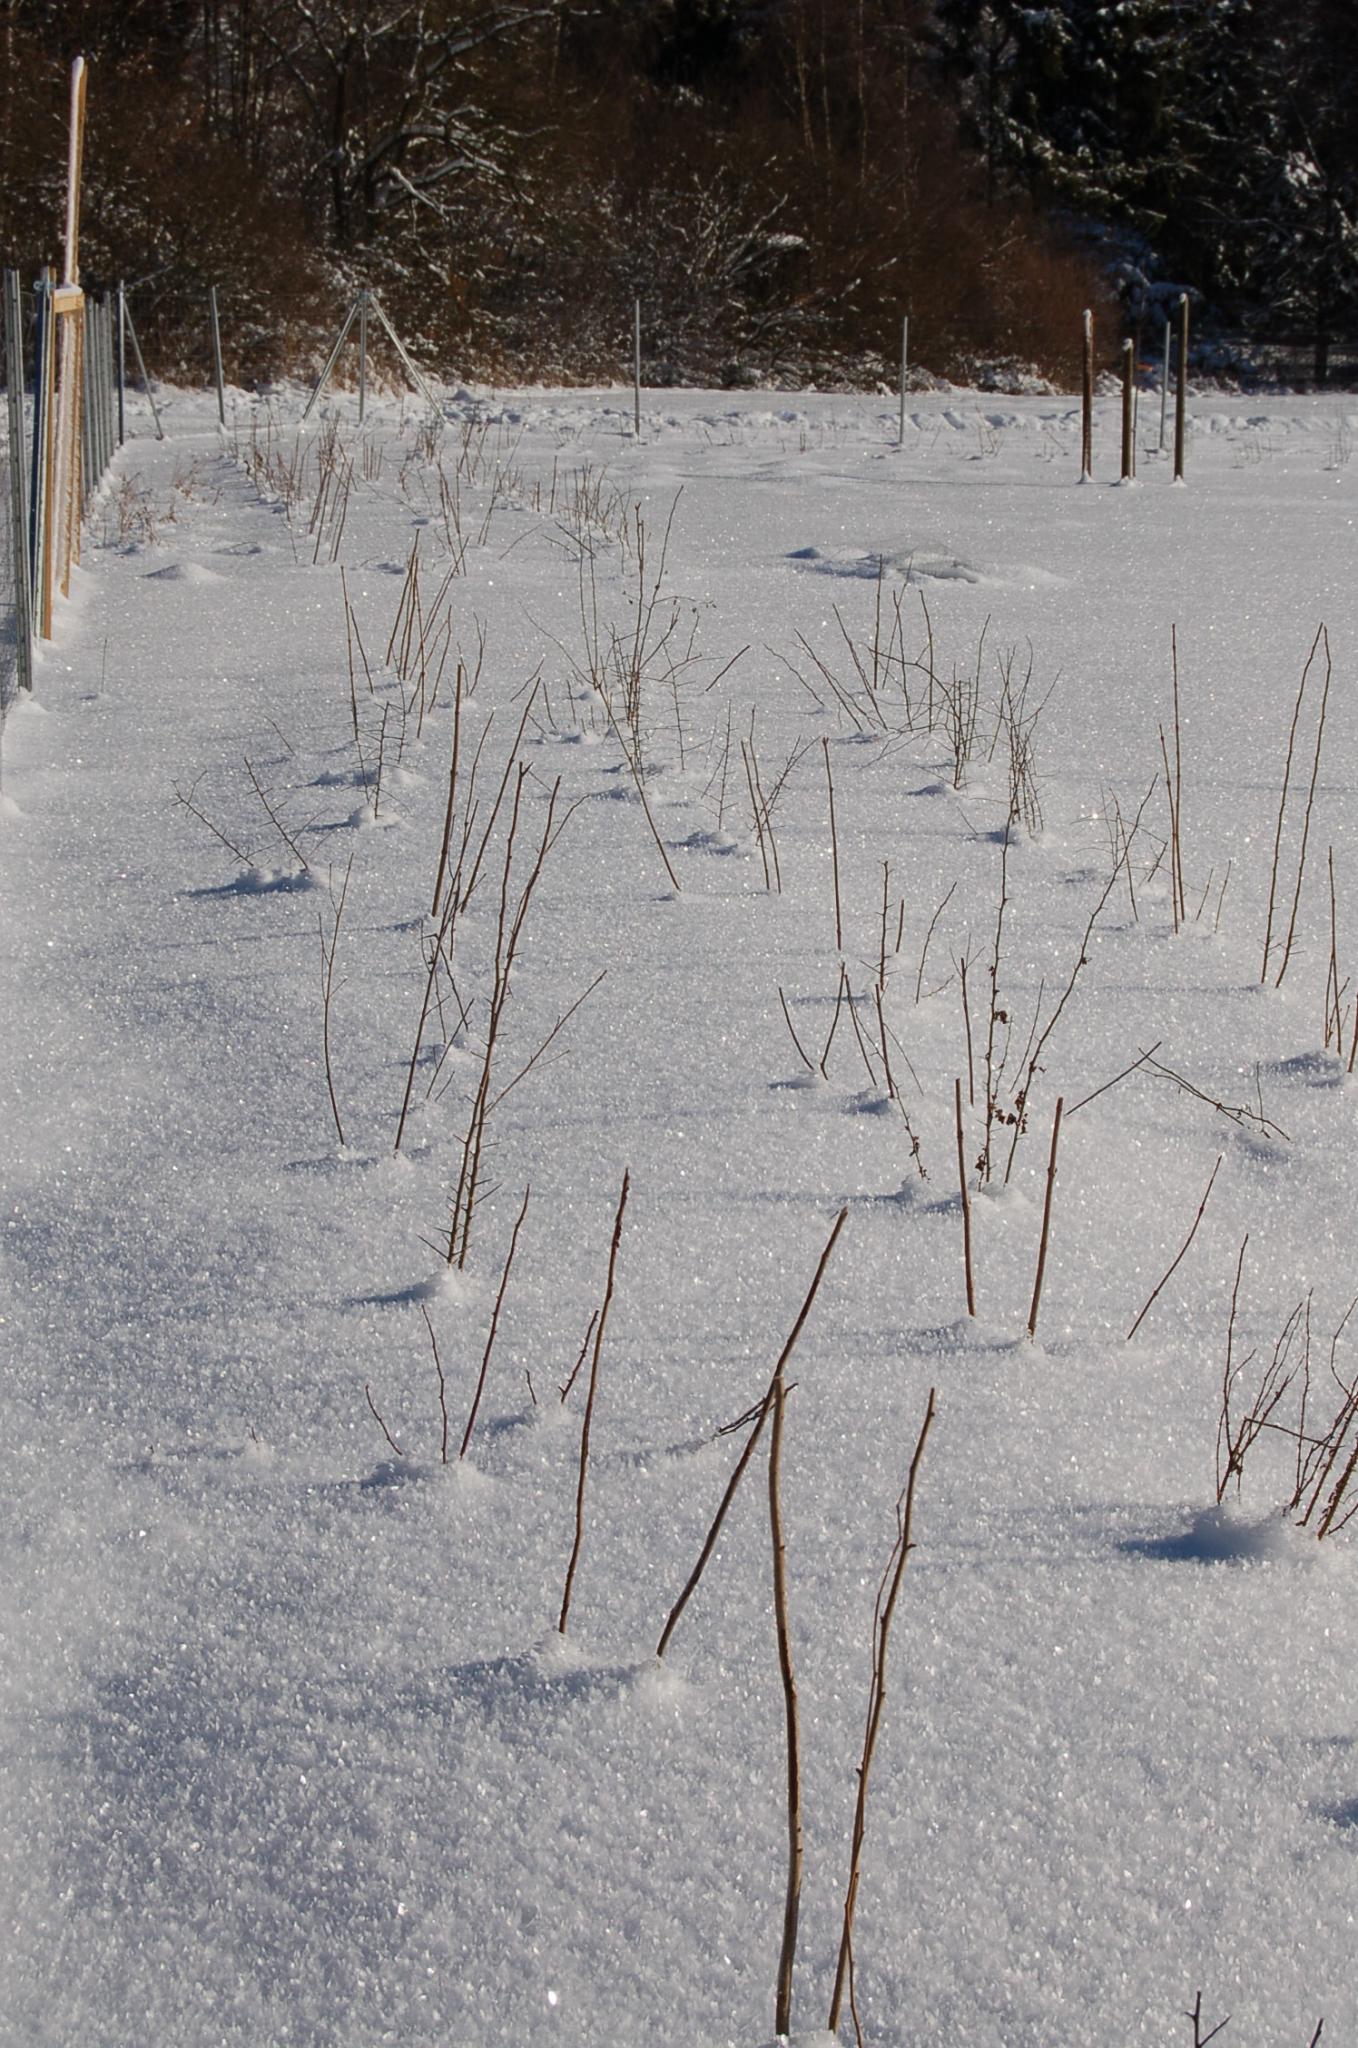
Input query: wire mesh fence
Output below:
<box><xmin>1</xmin><ymin>268</ymin><xmax>120</xmax><ymax>738</ymax></box>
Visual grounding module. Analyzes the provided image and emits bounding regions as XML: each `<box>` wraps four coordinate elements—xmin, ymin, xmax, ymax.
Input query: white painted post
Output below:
<box><xmin>63</xmin><ymin>57</ymin><xmax>87</xmax><ymax>290</ymax></box>
<box><xmin>357</xmin><ymin>291</ymin><xmax>368</xmax><ymax>423</ymax></box>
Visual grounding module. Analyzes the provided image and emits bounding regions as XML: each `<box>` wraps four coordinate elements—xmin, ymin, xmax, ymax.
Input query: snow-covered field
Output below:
<box><xmin>2</xmin><ymin>379</ymin><xmax>1356</xmax><ymax>2046</ymax></box>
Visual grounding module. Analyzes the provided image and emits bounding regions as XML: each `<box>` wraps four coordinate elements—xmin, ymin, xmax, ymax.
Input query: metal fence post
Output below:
<box><xmin>3</xmin><ymin>268</ymin><xmax>35</xmax><ymax>693</ymax></box>
<box><xmin>899</xmin><ymin>313</ymin><xmax>909</xmax><ymax>448</ymax></box>
<box><xmin>633</xmin><ymin>298</ymin><xmax>642</xmax><ymax>440</ymax></box>
<box><xmin>122</xmin><ymin>297</ymin><xmax>164</xmax><ymax>441</ymax></box>
<box><xmin>1174</xmin><ymin>293</ymin><xmax>1189</xmax><ymax>484</ymax></box>
<box><xmin>116</xmin><ymin>280</ymin><xmax>126</xmax><ymax>445</ymax></box>
<box><xmin>209</xmin><ymin>284</ymin><xmax>225</xmax><ymax>424</ymax></box>
<box><xmin>31</xmin><ymin>270</ymin><xmax>54</xmax><ymax>636</ymax></box>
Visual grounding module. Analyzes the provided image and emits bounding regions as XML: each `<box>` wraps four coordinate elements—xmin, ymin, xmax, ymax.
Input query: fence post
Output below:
<box><xmin>1173</xmin><ymin>293</ymin><xmax>1189</xmax><ymax>484</ymax></box>
<box><xmin>633</xmin><ymin>298</ymin><xmax>641</xmax><ymax>440</ymax></box>
<box><xmin>97</xmin><ymin>295</ymin><xmax>113</xmax><ymax>477</ymax></box>
<box><xmin>1120</xmin><ymin>339</ymin><xmax>1135</xmax><ymax>482</ymax></box>
<box><xmin>209</xmin><ymin>284</ymin><xmax>226</xmax><ymax>425</ymax></box>
<box><xmin>31</xmin><ymin>270</ymin><xmax>55</xmax><ymax>637</ymax></box>
<box><xmin>122</xmin><ymin>298</ymin><xmax>164</xmax><ymax>441</ymax></box>
<box><xmin>3</xmin><ymin>269</ymin><xmax>35</xmax><ymax>693</ymax></box>
<box><xmin>116</xmin><ymin>281</ymin><xmax>126</xmax><ymax>445</ymax></box>
<box><xmin>1080</xmin><ymin>309</ymin><xmax>1094</xmax><ymax>482</ymax></box>
<box><xmin>898</xmin><ymin>313</ymin><xmax>909</xmax><ymax>448</ymax></box>
<box><xmin>81</xmin><ymin>297</ymin><xmax>95</xmax><ymax>506</ymax></box>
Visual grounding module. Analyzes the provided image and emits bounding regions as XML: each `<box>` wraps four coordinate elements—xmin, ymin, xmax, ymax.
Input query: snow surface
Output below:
<box><xmin>1</xmin><ymin>379</ymin><xmax>1356</xmax><ymax>2045</ymax></box>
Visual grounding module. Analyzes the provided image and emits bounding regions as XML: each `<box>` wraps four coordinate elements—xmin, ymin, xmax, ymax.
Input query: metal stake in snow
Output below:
<box><xmin>115</xmin><ymin>281</ymin><xmax>126</xmax><ymax>446</ymax></box>
<box><xmin>1080</xmin><ymin>309</ymin><xmax>1094</xmax><ymax>482</ymax></box>
<box><xmin>633</xmin><ymin>298</ymin><xmax>642</xmax><ymax>441</ymax></box>
<box><xmin>1120</xmin><ymin>338</ymin><xmax>1135</xmax><ymax>482</ymax></box>
<box><xmin>898</xmin><ymin>313</ymin><xmax>909</xmax><ymax>448</ymax></box>
<box><xmin>122</xmin><ymin>298</ymin><xmax>164</xmax><ymax>441</ymax></box>
<box><xmin>303</xmin><ymin>289</ymin><xmax>438</xmax><ymax>423</ymax></box>
<box><xmin>3</xmin><ymin>267</ymin><xmax>35</xmax><ymax>692</ymax></box>
<box><xmin>1158</xmin><ymin>318</ymin><xmax>1170</xmax><ymax>455</ymax></box>
<box><xmin>1174</xmin><ymin>293</ymin><xmax>1189</xmax><ymax>484</ymax></box>
<box><xmin>208</xmin><ymin>285</ymin><xmax>225</xmax><ymax>426</ymax></box>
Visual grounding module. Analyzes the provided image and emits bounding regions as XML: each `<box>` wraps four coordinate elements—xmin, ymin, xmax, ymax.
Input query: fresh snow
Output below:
<box><xmin>1</xmin><ymin>380</ymin><xmax>1356</xmax><ymax>2046</ymax></box>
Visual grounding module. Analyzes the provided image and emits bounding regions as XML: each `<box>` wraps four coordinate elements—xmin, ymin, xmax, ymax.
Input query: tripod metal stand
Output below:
<box><xmin>303</xmin><ymin>289</ymin><xmax>439</xmax><ymax>422</ymax></box>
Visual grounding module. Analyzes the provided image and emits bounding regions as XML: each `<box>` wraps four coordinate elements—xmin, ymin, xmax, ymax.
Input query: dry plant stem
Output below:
<box><xmin>448</xmin><ymin>775</ymin><xmax>566</xmax><ymax>1265</ymax></box>
<box><xmin>845</xmin><ymin>976</ymin><xmax>884</xmax><ymax>1089</ymax></box>
<box><xmin>823</xmin><ymin>736</ymin><xmax>844</xmax><ymax>952</ymax></box>
<box><xmin>560</xmin><ymin>1310</ymin><xmax>599</xmax><ymax>1403</ymax></box>
<box><xmin>1126</xmin><ymin>1155</ymin><xmax>1223</xmax><ymax>1341</ymax></box>
<box><xmin>394</xmin><ymin>893</ymin><xmax>459</xmax><ymax>1155</ymax></box>
<box><xmin>1000</xmin><ymin>781</ymin><xmax>1154</xmax><ymax>1183</ymax></box>
<box><xmin>484</xmin><ymin>970</ymin><xmax>607</xmax><ymax>1119</ymax></box>
<box><xmin>1158</xmin><ymin>729</ymin><xmax>1181</xmax><ymax>935</ymax></box>
<box><xmin>604</xmin><ymin>696</ymin><xmax>682</xmax><ymax>893</ymax></box>
<box><xmin>960</xmin><ymin>957</ymin><xmax>976</xmax><ymax>1104</ymax></box>
<box><xmin>747</xmin><ymin>738</ymin><xmax>783</xmax><ymax>890</ymax></box>
<box><xmin>915</xmin><ymin>881</ymin><xmax>958</xmax><ymax>1004</ymax></box>
<box><xmin>874</xmin><ymin>987</ymin><xmax>898</xmax><ymax>1101</ymax></box>
<box><xmin>420</xmin><ymin>1304</ymin><xmax>450</xmax><ymax>1463</ymax></box>
<box><xmin>1262</xmin><ymin>624</ymin><xmax>1326</xmax><ymax>981</ymax></box>
<box><xmin>655</xmin><ymin>1207</ymin><xmax>849</xmax><ymax>1659</ymax></box>
<box><xmin>1184</xmin><ymin>1992</ymin><xmax>1230</xmax><ymax>2047</ymax></box>
<box><xmin>980</xmin><ymin>829</ymin><xmax>1011</xmax><ymax>1178</ymax></box>
<box><xmin>459</xmin><ymin>683</ymin><xmax>542</xmax><ymax>913</ymax></box>
<box><xmin>1065</xmin><ymin>1042</ymin><xmax>1161</xmax><ymax>1118</ymax></box>
<box><xmin>1027</xmin><ymin>1097</ymin><xmax>1064</xmax><ymax>1341</ymax></box>
<box><xmin>364</xmin><ymin>1382</ymin><xmax>403</xmax><ymax>1457</ymax></box>
<box><xmin>1143</xmin><ymin>1050</ymin><xmax>1289</xmax><ymax>1143</ymax></box>
<box><xmin>430</xmin><ymin>660</ymin><xmax>465</xmax><ymax>921</ymax></box>
<box><xmin>558</xmin><ymin>1170</ymin><xmax>630</xmax><ymax>1635</ymax></box>
<box><xmin>1294</xmin><ymin>1298</ymin><xmax>1358</xmax><ymax>1534</ymax></box>
<box><xmin>1218</xmin><ymin>1289</ymin><xmax>1308</xmax><ymax>1505</ymax></box>
<box><xmin>244</xmin><ymin>755</ymin><xmax>312</xmax><ymax>874</ymax></box>
<box><xmin>1275</xmin><ymin>625</ymin><xmax>1332</xmax><ymax>987</ymax></box>
<box><xmin>878</xmin><ymin>864</ymin><xmax>889</xmax><ymax>990</ymax></box>
<box><xmin>779</xmin><ymin>988</ymin><xmax>816</xmax><ymax>1073</ymax></box>
<box><xmin>743</xmin><ymin>742</ymin><xmax>773</xmax><ymax>891</ymax></box>
<box><xmin>172</xmin><ymin>779</ymin><xmax>256</xmax><ymax>870</ymax></box>
<box><xmin>956</xmin><ymin>1079</ymin><xmax>977</xmax><ymax>1317</ymax></box>
<box><xmin>1215</xmin><ymin>1236</ymin><xmax>1250</xmax><ymax>1501</ymax></box>
<box><xmin>827</xmin><ymin>1386</ymin><xmax>938</xmax><ymax>2038</ymax></box>
<box><xmin>1324</xmin><ymin>848</ymin><xmax>1341</xmax><ymax>1048</ymax></box>
<box><xmin>459</xmin><ymin>1185</ymin><xmax>532</xmax><ymax>1460</ymax></box>
<box><xmin>818</xmin><ymin>967</ymin><xmax>849</xmax><ymax>1079</ymax></box>
<box><xmin>318</xmin><ymin>854</ymin><xmax>354</xmax><ymax>1148</ymax></box>
<box><xmin>769</xmin><ymin>1375</ymin><xmax>802</xmax><ymax>2041</ymax></box>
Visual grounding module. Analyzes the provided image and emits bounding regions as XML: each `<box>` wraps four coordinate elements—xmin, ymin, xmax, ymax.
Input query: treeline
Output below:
<box><xmin>0</xmin><ymin>2</ymin><xmax>1352</xmax><ymax>389</ymax></box>
<box><xmin>935</xmin><ymin>0</ymin><xmax>1358</xmax><ymax>383</ymax></box>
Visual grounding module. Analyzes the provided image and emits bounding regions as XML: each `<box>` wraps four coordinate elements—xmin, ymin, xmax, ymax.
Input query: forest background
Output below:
<box><xmin>0</xmin><ymin>0</ymin><xmax>1354</xmax><ymax>391</ymax></box>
